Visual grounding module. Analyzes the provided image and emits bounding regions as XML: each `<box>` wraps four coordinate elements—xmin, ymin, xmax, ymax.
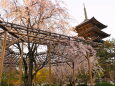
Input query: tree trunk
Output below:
<box><xmin>23</xmin><ymin>58</ymin><xmax>28</xmax><ymax>86</ymax></box>
<box><xmin>69</xmin><ymin>79</ymin><xmax>75</xmax><ymax>86</ymax></box>
<box><xmin>24</xmin><ymin>55</ymin><xmax>33</xmax><ymax>86</ymax></box>
<box><xmin>72</xmin><ymin>62</ymin><xmax>75</xmax><ymax>86</ymax></box>
<box><xmin>28</xmin><ymin>57</ymin><xmax>33</xmax><ymax>86</ymax></box>
<box><xmin>87</xmin><ymin>58</ymin><xmax>93</xmax><ymax>86</ymax></box>
<box><xmin>24</xmin><ymin>77</ymin><xmax>28</xmax><ymax>86</ymax></box>
<box><xmin>69</xmin><ymin>82</ymin><xmax>72</xmax><ymax>86</ymax></box>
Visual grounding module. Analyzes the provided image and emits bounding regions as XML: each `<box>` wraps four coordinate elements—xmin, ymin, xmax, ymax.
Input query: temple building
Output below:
<box><xmin>74</xmin><ymin>5</ymin><xmax>110</xmax><ymax>43</ymax></box>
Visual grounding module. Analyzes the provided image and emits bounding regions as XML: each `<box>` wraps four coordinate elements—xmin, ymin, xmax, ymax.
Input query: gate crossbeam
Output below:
<box><xmin>0</xmin><ymin>21</ymin><xmax>86</xmax><ymax>46</ymax></box>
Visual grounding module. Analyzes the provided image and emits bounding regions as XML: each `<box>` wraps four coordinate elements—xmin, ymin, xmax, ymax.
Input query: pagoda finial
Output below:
<box><xmin>83</xmin><ymin>3</ymin><xmax>88</xmax><ymax>20</ymax></box>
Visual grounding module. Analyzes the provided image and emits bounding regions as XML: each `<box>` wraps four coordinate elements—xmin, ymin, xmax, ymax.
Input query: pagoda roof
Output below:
<box><xmin>75</xmin><ymin>17</ymin><xmax>107</xmax><ymax>30</ymax></box>
<box><xmin>89</xmin><ymin>26</ymin><xmax>110</xmax><ymax>38</ymax></box>
<box><xmin>79</xmin><ymin>27</ymin><xmax>110</xmax><ymax>39</ymax></box>
<box><xmin>79</xmin><ymin>26</ymin><xmax>110</xmax><ymax>39</ymax></box>
<box><xmin>93</xmin><ymin>29</ymin><xmax>110</xmax><ymax>39</ymax></box>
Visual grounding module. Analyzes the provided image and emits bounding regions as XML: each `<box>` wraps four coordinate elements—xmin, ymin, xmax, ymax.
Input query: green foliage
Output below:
<box><xmin>43</xmin><ymin>84</ymin><xmax>57</xmax><ymax>86</ymax></box>
<box><xmin>34</xmin><ymin>68</ymin><xmax>49</xmax><ymax>83</ymax></box>
<box><xmin>97</xmin><ymin>40</ymin><xmax>115</xmax><ymax>62</ymax></box>
<box><xmin>77</xmin><ymin>70</ymin><xmax>89</xmax><ymax>84</ymax></box>
<box><xmin>97</xmin><ymin>39</ymin><xmax>115</xmax><ymax>66</ymax></box>
<box><xmin>1</xmin><ymin>69</ymin><xmax>21</xmax><ymax>85</ymax></box>
<box><xmin>1</xmin><ymin>82</ymin><xmax>13</xmax><ymax>86</ymax></box>
<box><xmin>52</xmin><ymin>84</ymin><xmax>57</xmax><ymax>86</ymax></box>
<box><xmin>96</xmin><ymin>39</ymin><xmax>115</xmax><ymax>81</ymax></box>
<box><xmin>94</xmin><ymin>82</ymin><xmax>114</xmax><ymax>86</ymax></box>
<box><xmin>43</xmin><ymin>84</ymin><xmax>49</xmax><ymax>86</ymax></box>
<box><xmin>66</xmin><ymin>84</ymin><xmax>71</xmax><ymax>86</ymax></box>
<box><xmin>77</xmin><ymin>84</ymin><xmax>88</xmax><ymax>86</ymax></box>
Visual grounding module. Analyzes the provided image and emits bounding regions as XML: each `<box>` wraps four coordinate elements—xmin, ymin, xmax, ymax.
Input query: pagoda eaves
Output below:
<box><xmin>74</xmin><ymin>17</ymin><xmax>110</xmax><ymax>42</ymax></box>
<box><xmin>75</xmin><ymin>17</ymin><xmax>107</xmax><ymax>30</ymax></box>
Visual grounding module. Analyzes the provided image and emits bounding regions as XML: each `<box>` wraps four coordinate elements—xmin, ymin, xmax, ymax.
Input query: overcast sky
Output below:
<box><xmin>63</xmin><ymin>0</ymin><xmax>115</xmax><ymax>40</ymax></box>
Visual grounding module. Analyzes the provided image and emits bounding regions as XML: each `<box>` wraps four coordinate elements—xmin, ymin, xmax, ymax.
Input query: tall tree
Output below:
<box><xmin>52</xmin><ymin>41</ymin><xmax>102</xmax><ymax>86</ymax></box>
<box><xmin>97</xmin><ymin>39</ymin><xmax>115</xmax><ymax>82</ymax></box>
<box><xmin>0</xmin><ymin>0</ymin><xmax>71</xmax><ymax>86</ymax></box>
<box><xmin>0</xmin><ymin>0</ymin><xmax>70</xmax><ymax>33</ymax></box>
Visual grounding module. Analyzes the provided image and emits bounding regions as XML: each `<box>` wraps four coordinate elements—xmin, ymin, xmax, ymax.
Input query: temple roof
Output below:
<box><xmin>79</xmin><ymin>28</ymin><xmax>110</xmax><ymax>38</ymax></box>
<box><xmin>75</xmin><ymin>17</ymin><xmax>107</xmax><ymax>30</ymax></box>
<box><xmin>92</xmin><ymin>27</ymin><xmax>110</xmax><ymax>38</ymax></box>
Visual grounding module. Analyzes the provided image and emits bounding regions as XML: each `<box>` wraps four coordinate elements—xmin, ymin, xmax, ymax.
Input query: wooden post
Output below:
<box><xmin>48</xmin><ymin>45</ymin><xmax>52</xmax><ymax>86</ymax></box>
<box><xmin>87</xmin><ymin>57</ymin><xmax>93</xmax><ymax>86</ymax></box>
<box><xmin>0</xmin><ymin>31</ymin><xmax>7</xmax><ymax>85</ymax></box>
<box><xmin>72</xmin><ymin>62</ymin><xmax>75</xmax><ymax>86</ymax></box>
<box><xmin>7</xmin><ymin>56</ymin><xmax>13</xmax><ymax>86</ymax></box>
<box><xmin>19</xmin><ymin>42</ymin><xmax>24</xmax><ymax>85</ymax></box>
<box><xmin>6</xmin><ymin>36</ymin><xmax>24</xmax><ymax>49</ymax></box>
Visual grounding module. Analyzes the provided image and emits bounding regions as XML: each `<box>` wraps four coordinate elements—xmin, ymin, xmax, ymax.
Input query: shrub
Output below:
<box><xmin>43</xmin><ymin>84</ymin><xmax>49</xmax><ymax>86</ymax></box>
<box><xmin>66</xmin><ymin>84</ymin><xmax>71</xmax><ymax>86</ymax></box>
<box><xmin>95</xmin><ymin>82</ymin><xmax>114</xmax><ymax>86</ymax></box>
<box><xmin>52</xmin><ymin>84</ymin><xmax>57</xmax><ymax>86</ymax></box>
<box><xmin>43</xmin><ymin>84</ymin><xmax>57</xmax><ymax>86</ymax></box>
<box><xmin>77</xmin><ymin>84</ymin><xmax>88</xmax><ymax>86</ymax></box>
<box><xmin>1</xmin><ymin>83</ymin><xmax>13</xmax><ymax>86</ymax></box>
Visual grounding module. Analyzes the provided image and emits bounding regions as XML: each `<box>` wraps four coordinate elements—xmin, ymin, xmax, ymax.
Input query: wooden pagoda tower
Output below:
<box><xmin>74</xmin><ymin>5</ymin><xmax>110</xmax><ymax>42</ymax></box>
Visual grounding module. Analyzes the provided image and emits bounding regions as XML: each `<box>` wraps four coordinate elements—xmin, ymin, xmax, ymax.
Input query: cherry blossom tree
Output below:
<box><xmin>51</xmin><ymin>40</ymin><xmax>102</xmax><ymax>86</ymax></box>
<box><xmin>0</xmin><ymin>0</ymin><xmax>70</xmax><ymax>33</ymax></box>
<box><xmin>0</xmin><ymin>0</ymin><xmax>102</xmax><ymax>86</ymax></box>
<box><xmin>0</xmin><ymin>0</ymin><xmax>71</xmax><ymax>86</ymax></box>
